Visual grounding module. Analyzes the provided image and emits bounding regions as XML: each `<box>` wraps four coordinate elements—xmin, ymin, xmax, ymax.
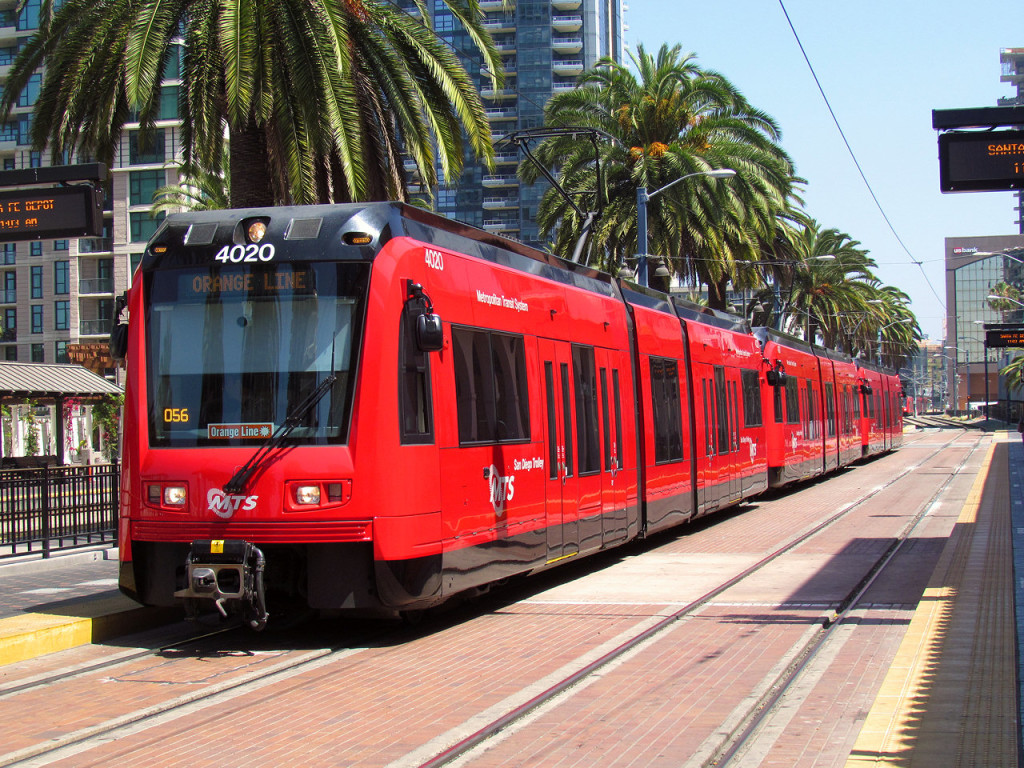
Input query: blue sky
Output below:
<box><xmin>626</xmin><ymin>0</ymin><xmax>1020</xmax><ymax>341</ymax></box>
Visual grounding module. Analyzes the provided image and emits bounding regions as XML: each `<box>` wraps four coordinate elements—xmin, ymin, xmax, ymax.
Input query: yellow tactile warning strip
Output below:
<box><xmin>0</xmin><ymin>595</ymin><xmax>174</xmax><ymax>667</ymax></box>
<box><xmin>846</xmin><ymin>440</ymin><xmax>1017</xmax><ymax>766</ymax></box>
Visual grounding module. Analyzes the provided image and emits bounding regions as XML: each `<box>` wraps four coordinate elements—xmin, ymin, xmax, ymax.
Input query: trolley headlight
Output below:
<box><xmin>284</xmin><ymin>479</ymin><xmax>352</xmax><ymax>512</ymax></box>
<box><xmin>164</xmin><ymin>486</ymin><xmax>187</xmax><ymax>506</ymax></box>
<box><xmin>294</xmin><ymin>485</ymin><xmax>321</xmax><ymax>505</ymax></box>
<box><xmin>147</xmin><ymin>483</ymin><xmax>188</xmax><ymax>510</ymax></box>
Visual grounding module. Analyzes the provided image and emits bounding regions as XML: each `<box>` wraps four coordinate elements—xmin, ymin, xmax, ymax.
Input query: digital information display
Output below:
<box><xmin>986</xmin><ymin>327</ymin><xmax>1024</xmax><ymax>348</ymax></box>
<box><xmin>0</xmin><ymin>185</ymin><xmax>103</xmax><ymax>241</ymax></box>
<box><xmin>939</xmin><ymin>130</ymin><xmax>1024</xmax><ymax>192</ymax></box>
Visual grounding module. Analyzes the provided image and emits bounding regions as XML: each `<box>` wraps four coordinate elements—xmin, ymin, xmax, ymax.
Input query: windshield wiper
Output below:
<box><xmin>223</xmin><ymin>373</ymin><xmax>337</xmax><ymax>494</ymax></box>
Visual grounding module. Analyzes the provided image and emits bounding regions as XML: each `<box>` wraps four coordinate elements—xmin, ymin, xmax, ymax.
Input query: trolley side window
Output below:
<box><xmin>573</xmin><ymin>344</ymin><xmax>600</xmax><ymax>476</ymax></box>
<box><xmin>612</xmin><ymin>369</ymin><xmax>623</xmax><ymax>470</ymax></box>
<box><xmin>452</xmin><ymin>326</ymin><xmax>530</xmax><ymax>445</ymax></box>
<box><xmin>741</xmin><ymin>369</ymin><xmax>762</xmax><ymax>427</ymax></box>
<box><xmin>399</xmin><ymin>304</ymin><xmax>434</xmax><ymax>444</ymax></box>
<box><xmin>785</xmin><ymin>377</ymin><xmax>800</xmax><ymax>425</ymax></box>
<box><xmin>650</xmin><ymin>356</ymin><xmax>684</xmax><ymax>463</ymax></box>
<box><xmin>714</xmin><ymin>366</ymin><xmax>729</xmax><ymax>454</ymax></box>
<box><xmin>825</xmin><ymin>382</ymin><xmax>836</xmax><ymax>438</ymax></box>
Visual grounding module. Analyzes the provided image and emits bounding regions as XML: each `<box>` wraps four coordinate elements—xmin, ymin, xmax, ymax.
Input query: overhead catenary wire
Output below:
<box><xmin>777</xmin><ymin>0</ymin><xmax>945</xmax><ymax>310</ymax></box>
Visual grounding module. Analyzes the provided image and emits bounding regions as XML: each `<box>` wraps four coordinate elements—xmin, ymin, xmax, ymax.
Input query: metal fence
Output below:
<box><xmin>0</xmin><ymin>463</ymin><xmax>119</xmax><ymax>558</ymax></box>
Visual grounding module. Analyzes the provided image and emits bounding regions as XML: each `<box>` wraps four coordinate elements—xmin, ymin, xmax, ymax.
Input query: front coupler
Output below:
<box><xmin>175</xmin><ymin>539</ymin><xmax>269</xmax><ymax>630</ymax></box>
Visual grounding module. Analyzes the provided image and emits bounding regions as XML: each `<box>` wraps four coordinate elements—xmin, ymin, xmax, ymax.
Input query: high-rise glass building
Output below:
<box><xmin>0</xmin><ymin>0</ymin><xmax>184</xmax><ymax>375</ymax></box>
<box><xmin>0</xmin><ymin>0</ymin><xmax>623</xmax><ymax>371</ymax></box>
<box><xmin>424</xmin><ymin>0</ymin><xmax>623</xmax><ymax>247</ymax></box>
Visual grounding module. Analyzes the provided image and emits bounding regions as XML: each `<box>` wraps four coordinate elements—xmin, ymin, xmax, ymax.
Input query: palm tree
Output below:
<box><xmin>523</xmin><ymin>43</ymin><xmax>795</xmax><ymax>301</ymax></box>
<box><xmin>1</xmin><ymin>0</ymin><xmax>501</xmax><ymax>207</ymax></box>
<box><xmin>150</xmin><ymin>163</ymin><xmax>230</xmax><ymax>217</ymax></box>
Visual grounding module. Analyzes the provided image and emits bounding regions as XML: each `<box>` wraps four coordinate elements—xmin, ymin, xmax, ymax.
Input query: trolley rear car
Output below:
<box><xmin>114</xmin><ymin>203</ymin><xmax>903</xmax><ymax>627</ymax></box>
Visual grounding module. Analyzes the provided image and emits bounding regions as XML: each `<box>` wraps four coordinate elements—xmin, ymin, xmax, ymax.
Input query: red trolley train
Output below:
<box><xmin>113</xmin><ymin>203</ymin><xmax>903</xmax><ymax>627</ymax></box>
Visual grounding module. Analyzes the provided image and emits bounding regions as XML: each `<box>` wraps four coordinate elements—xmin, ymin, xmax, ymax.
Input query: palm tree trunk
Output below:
<box><xmin>229</xmin><ymin>119</ymin><xmax>276</xmax><ymax>208</ymax></box>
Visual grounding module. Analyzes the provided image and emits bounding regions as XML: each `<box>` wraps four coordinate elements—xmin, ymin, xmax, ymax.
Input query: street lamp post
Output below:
<box><xmin>945</xmin><ymin>345</ymin><xmax>971</xmax><ymax>415</ymax></box>
<box><xmin>934</xmin><ymin>353</ymin><xmax>957</xmax><ymax>415</ymax></box>
<box><xmin>875</xmin><ymin>317</ymin><xmax>913</xmax><ymax>366</ymax></box>
<box><xmin>636</xmin><ymin>168</ymin><xmax>736</xmax><ymax>287</ymax></box>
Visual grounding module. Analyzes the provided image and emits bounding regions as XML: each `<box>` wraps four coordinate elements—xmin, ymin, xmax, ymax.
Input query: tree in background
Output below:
<box><xmin>523</xmin><ymin>43</ymin><xmax>795</xmax><ymax>302</ymax></box>
<box><xmin>1</xmin><ymin>0</ymin><xmax>501</xmax><ymax>207</ymax></box>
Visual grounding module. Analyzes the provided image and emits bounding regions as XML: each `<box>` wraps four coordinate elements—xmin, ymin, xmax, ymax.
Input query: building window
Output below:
<box><xmin>31</xmin><ymin>304</ymin><xmax>43</xmax><ymax>333</ymax></box>
<box><xmin>4</xmin><ymin>346</ymin><xmax>15</xmax><ymax>361</ymax></box>
<box><xmin>54</xmin><ymin>260</ymin><xmax>69</xmax><ymax>294</ymax></box>
<box><xmin>30</xmin><ymin>343</ymin><xmax>43</xmax><ymax>362</ymax></box>
<box><xmin>2</xmin><ymin>307</ymin><xmax>14</xmax><ymax>341</ymax></box>
<box><xmin>54</xmin><ymin>240</ymin><xmax>68</xmax><ymax>251</ymax></box>
<box><xmin>159</xmin><ymin>85</ymin><xmax>179</xmax><ymax>120</ymax></box>
<box><xmin>129</xmin><ymin>170</ymin><xmax>165</xmax><ymax>206</ymax></box>
<box><xmin>129</xmin><ymin>129</ymin><xmax>166</xmax><ymax>165</ymax></box>
<box><xmin>1</xmin><ymin>243</ymin><xmax>14</xmax><ymax>265</ymax></box>
<box><xmin>54</xmin><ymin>300</ymin><xmax>68</xmax><ymax>330</ymax></box>
<box><xmin>17</xmin><ymin>0</ymin><xmax>40</xmax><ymax>31</ymax></box>
<box><xmin>130</xmin><ymin>211</ymin><xmax>164</xmax><ymax>243</ymax></box>
<box><xmin>55</xmin><ymin>340</ymin><xmax>68</xmax><ymax>363</ymax></box>
<box><xmin>29</xmin><ymin>241</ymin><xmax>42</xmax><ymax>257</ymax></box>
<box><xmin>2</xmin><ymin>270</ymin><xmax>14</xmax><ymax>303</ymax></box>
<box><xmin>16</xmin><ymin>73</ymin><xmax>40</xmax><ymax>107</ymax></box>
<box><xmin>30</xmin><ymin>265</ymin><xmax>42</xmax><ymax>298</ymax></box>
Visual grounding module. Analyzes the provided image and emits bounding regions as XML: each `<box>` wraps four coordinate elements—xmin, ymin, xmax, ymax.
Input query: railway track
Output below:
<box><xmin>401</xmin><ymin>429</ymin><xmax>986</xmax><ymax>768</ymax></box>
<box><xmin>0</xmin><ymin>427</ymin><xmax>986</xmax><ymax>767</ymax></box>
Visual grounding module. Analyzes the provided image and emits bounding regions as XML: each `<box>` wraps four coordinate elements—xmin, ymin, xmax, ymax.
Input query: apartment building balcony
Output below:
<box><xmin>479</xmin><ymin>0</ymin><xmax>514</xmax><ymax>10</ymax></box>
<box><xmin>483</xmin><ymin>196</ymin><xmax>518</xmax><ymax>210</ymax></box>
<box><xmin>79</xmin><ymin>277</ymin><xmax>114</xmax><ymax>295</ymax></box>
<box><xmin>482</xmin><ymin>17</ymin><xmax>516</xmax><ymax>33</ymax></box>
<box><xmin>552</xmin><ymin>81</ymin><xmax>577</xmax><ymax>92</ymax></box>
<box><xmin>80</xmin><ymin>319</ymin><xmax>111</xmax><ymax>336</ymax></box>
<box><xmin>552</xmin><ymin>58</ymin><xmax>584</xmax><ymax>76</ymax></box>
<box><xmin>551</xmin><ymin>15</ymin><xmax>583</xmax><ymax>31</ymax></box>
<box><xmin>552</xmin><ymin>36</ymin><xmax>583</xmax><ymax>53</ymax></box>
<box><xmin>552</xmin><ymin>0</ymin><xmax>582</xmax><ymax>9</ymax></box>
<box><xmin>494</xmin><ymin>41</ymin><xmax>517</xmax><ymax>53</ymax></box>
<box><xmin>494</xmin><ymin>151</ymin><xmax>520</xmax><ymax>165</ymax></box>
<box><xmin>485</xmin><ymin>106</ymin><xmax>518</xmax><ymax>121</ymax></box>
<box><xmin>483</xmin><ymin>174</ymin><xmax>519</xmax><ymax>188</ymax></box>
<box><xmin>482</xmin><ymin>219</ymin><xmax>520</xmax><ymax>233</ymax></box>
<box><xmin>78</xmin><ymin>238</ymin><xmax>114</xmax><ymax>254</ymax></box>
<box><xmin>480</xmin><ymin>86</ymin><xmax>517</xmax><ymax>101</ymax></box>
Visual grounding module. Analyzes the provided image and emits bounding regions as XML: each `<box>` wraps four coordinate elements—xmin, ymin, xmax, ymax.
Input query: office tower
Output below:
<box><xmin>999</xmin><ymin>47</ymin><xmax>1024</xmax><ymax>233</ymax></box>
<box><xmin>426</xmin><ymin>0</ymin><xmax>623</xmax><ymax>247</ymax></box>
<box><xmin>0</xmin><ymin>0</ymin><xmax>184</xmax><ymax>374</ymax></box>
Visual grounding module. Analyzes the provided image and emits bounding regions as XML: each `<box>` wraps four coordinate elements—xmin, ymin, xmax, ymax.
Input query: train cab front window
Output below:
<box><xmin>145</xmin><ymin>262</ymin><xmax>369</xmax><ymax>446</ymax></box>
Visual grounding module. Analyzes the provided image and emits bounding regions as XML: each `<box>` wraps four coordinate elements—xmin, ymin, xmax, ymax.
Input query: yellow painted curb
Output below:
<box><xmin>845</xmin><ymin>442</ymin><xmax>993</xmax><ymax>766</ymax></box>
<box><xmin>0</xmin><ymin>595</ymin><xmax>178</xmax><ymax>667</ymax></box>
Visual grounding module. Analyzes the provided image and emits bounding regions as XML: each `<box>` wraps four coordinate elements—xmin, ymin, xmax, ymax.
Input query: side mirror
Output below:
<box><xmin>109</xmin><ymin>323</ymin><xmax>128</xmax><ymax>362</ymax></box>
<box><xmin>416</xmin><ymin>312</ymin><xmax>444</xmax><ymax>352</ymax></box>
<box><xmin>860</xmin><ymin>383</ymin><xmax>873</xmax><ymax>395</ymax></box>
<box><xmin>109</xmin><ymin>292</ymin><xmax>128</xmax><ymax>362</ymax></box>
<box><xmin>766</xmin><ymin>370</ymin><xmax>787</xmax><ymax>388</ymax></box>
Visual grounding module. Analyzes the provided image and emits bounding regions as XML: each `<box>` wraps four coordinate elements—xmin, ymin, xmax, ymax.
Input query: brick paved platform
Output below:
<box><xmin>0</xmin><ymin>429</ymin><xmax>1020</xmax><ymax>766</ymax></box>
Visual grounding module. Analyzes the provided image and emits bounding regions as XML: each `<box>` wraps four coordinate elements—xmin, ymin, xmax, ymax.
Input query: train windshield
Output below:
<box><xmin>145</xmin><ymin>261</ymin><xmax>369</xmax><ymax>447</ymax></box>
